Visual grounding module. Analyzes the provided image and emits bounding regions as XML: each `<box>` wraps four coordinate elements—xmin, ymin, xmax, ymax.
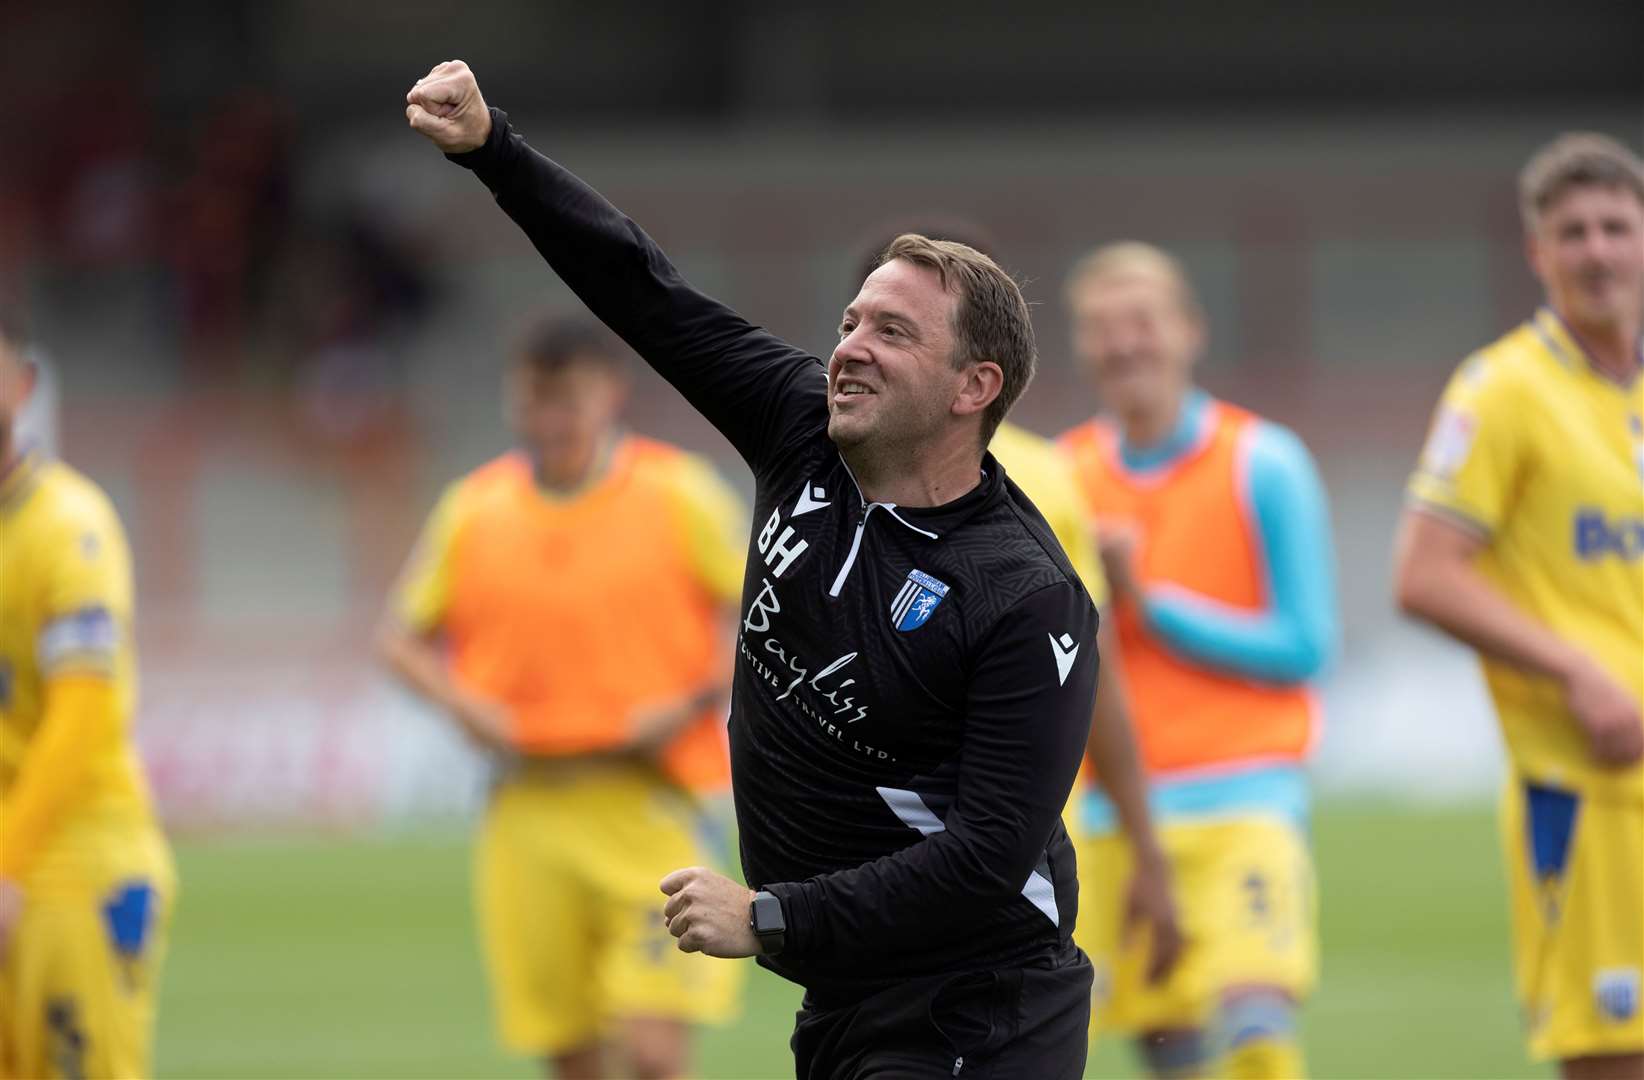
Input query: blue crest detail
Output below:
<box><xmin>1525</xmin><ymin>783</ymin><xmax>1579</xmax><ymax>881</ymax></box>
<box><xmin>102</xmin><ymin>881</ymin><xmax>155</xmax><ymax>959</ymax></box>
<box><xmin>891</xmin><ymin>569</ymin><xmax>950</xmax><ymax>632</ymax></box>
<box><xmin>1595</xmin><ymin>969</ymin><xmax>1640</xmax><ymax>1023</ymax></box>
<box><xmin>0</xmin><ymin>659</ymin><xmax>11</xmax><ymax>709</ymax></box>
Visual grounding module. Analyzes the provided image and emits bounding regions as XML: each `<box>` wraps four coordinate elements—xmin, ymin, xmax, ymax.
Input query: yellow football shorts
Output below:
<box><xmin>475</xmin><ymin>760</ymin><xmax>741</xmax><ymax>1056</ymax></box>
<box><xmin>1075</xmin><ymin>814</ymin><xmax>1317</xmax><ymax>1037</ymax></box>
<box><xmin>0</xmin><ymin>821</ymin><xmax>175</xmax><ymax>1080</ymax></box>
<box><xmin>1500</xmin><ymin>776</ymin><xmax>1644</xmax><ymax>1062</ymax></box>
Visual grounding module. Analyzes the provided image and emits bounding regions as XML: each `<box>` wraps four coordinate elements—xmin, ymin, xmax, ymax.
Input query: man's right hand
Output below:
<box><xmin>1563</xmin><ymin>655</ymin><xmax>1644</xmax><ymax>767</ymax></box>
<box><xmin>1096</xmin><ymin>521</ymin><xmax>1145</xmax><ymax>606</ymax></box>
<box><xmin>405</xmin><ymin>60</ymin><xmax>492</xmax><ymax>154</ymax></box>
<box><xmin>1123</xmin><ymin>845</ymin><xmax>1185</xmax><ymax>985</ymax></box>
<box><xmin>0</xmin><ymin>878</ymin><xmax>23</xmax><ymax>967</ymax></box>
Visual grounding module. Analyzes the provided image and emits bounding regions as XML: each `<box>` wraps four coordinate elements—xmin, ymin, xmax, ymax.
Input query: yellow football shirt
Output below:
<box><xmin>0</xmin><ymin>454</ymin><xmax>158</xmax><ymax>877</ymax></box>
<box><xmin>991</xmin><ymin>421</ymin><xmax>1111</xmax><ymax>608</ymax></box>
<box><xmin>1408</xmin><ymin>308</ymin><xmax>1644</xmax><ymax>800</ymax></box>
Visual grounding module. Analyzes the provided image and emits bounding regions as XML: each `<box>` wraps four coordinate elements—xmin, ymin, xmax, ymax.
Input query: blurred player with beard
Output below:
<box><xmin>1060</xmin><ymin>245</ymin><xmax>1338</xmax><ymax>1079</ymax></box>
<box><xmin>379</xmin><ymin>316</ymin><xmax>747</xmax><ymax>1079</ymax></box>
<box><xmin>0</xmin><ymin>298</ymin><xmax>176</xmax><ymax>1078</ymax></box>
<box><xmin>1395</xmin><ymin>134</ymin><xmax>1644</xmax><ymax>1080</ymax></box>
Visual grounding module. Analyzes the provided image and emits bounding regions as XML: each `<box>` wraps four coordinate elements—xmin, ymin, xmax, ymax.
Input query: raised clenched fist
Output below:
<box><xmin>405</xmin><ymin>59</ymin><xmax>492</xmax><ymax>154</ymax></box>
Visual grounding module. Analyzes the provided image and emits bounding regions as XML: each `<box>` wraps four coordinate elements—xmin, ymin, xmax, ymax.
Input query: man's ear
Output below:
<box><xmin>952</xmin><ymin>361</ymin><xmax>1004</xmax><ymax>420</ymax></box>
<box><xmin>0</xmin><ymin>348</ymin><xmax>38</xmax><ymax>406</ymax></box>
<box><xmin>1524</xmin><ymin>228</ymin><xmax>1548</xmax><ymax>290</ymax></box>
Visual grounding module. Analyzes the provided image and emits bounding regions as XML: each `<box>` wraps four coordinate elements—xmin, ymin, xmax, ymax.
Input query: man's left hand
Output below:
<box><xmin>660</xmin><ymin>867</ymin><xmax>758</xmax><ymax>958</ymax></box>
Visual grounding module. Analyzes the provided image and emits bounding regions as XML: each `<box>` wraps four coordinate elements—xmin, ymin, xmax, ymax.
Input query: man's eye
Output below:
<box><xmin>839</xmin><ymin>322</ymin><xmax>855</xmax><ymax>336</ymax></box>
<box><xmin>882</xmin><ymin>326</ymin><xmax>901</xmax><ymax>339</ymax></box>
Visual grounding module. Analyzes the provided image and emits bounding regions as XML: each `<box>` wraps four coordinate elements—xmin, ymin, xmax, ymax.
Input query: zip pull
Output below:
<box><xmin>952</xmin><ymin>1055</ymin><xmax>964</xmax><ymax>1076</ymax></box>
<box><xmin>828</xmin><ymin>508</ymin><xmax>874</xmax><ymax>598</ymax></box>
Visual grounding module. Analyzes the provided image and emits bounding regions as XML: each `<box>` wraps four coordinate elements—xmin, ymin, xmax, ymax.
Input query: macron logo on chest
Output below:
<box><xmin>793</xmin><ymin>483</ymin><xmax>830</xmax><ymax>517</ymax></box>
<box><xmin>1049</xmin><ymin>633</ymin><xmax>1079</xmax><ymax>686</ymax></box>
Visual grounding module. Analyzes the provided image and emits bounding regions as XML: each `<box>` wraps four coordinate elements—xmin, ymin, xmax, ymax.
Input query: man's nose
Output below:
<box><xmin>1108</xmin><ymin>328</ymin><xmax>1146</xmax><ymax>357</ymax></box>
<box><xmin>834</xmin><ymin>329</ymin><xmax>875</xmax><ymax>366</ymax></box>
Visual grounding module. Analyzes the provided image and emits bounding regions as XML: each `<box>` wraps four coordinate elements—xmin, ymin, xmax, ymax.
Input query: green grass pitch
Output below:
<box><xmin>155</xmin><ymin>802</ymin><xmax>1549</xmax><ymax>1079</ymax></box>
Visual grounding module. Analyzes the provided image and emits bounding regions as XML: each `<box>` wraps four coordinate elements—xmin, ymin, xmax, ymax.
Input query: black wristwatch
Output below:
<box><xmin>749</xmin><ymin>890</ymin><xmax>786</xmax><ymax>956</ymax></box>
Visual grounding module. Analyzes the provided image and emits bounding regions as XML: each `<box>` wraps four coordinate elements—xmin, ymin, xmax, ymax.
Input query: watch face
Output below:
<box><xmin>752</xmin><ymin>893</ymin><xmax>784</xmax><ymax>933</ymax></box>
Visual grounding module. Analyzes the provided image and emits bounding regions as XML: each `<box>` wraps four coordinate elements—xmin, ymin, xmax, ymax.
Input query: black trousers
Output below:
<box><xmin>789</xmin><ymin>949</ymin><xmax>1093</xmax><ymax>1080</ymax></box>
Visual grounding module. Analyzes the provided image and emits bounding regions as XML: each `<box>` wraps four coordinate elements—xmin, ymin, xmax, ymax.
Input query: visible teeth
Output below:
<box><xmin>841</xmin><ymin>385</ymin><xmax>870</xmax><ymax>395</ymax></box>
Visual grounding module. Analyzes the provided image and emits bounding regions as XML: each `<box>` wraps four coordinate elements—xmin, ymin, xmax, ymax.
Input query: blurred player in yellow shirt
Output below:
<box><xmin>378</xmin><ymin>315</ymin><xmax>747</xmax><ymax>1080</ymax></box>
<box><xmin>1396</xmin><ymin>134</ymin><xmax>1644</xmax><ymax>1079</ymax></box>
<box><xmin>0</xmin><ymin>300</ymin><xmax>175</xmax><ymax>1078</ymax></box>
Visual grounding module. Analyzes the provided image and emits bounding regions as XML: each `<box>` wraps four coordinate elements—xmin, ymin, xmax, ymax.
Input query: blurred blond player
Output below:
<box><xmin>1060</xmin><ymin>245</ymin><xmax>1338</xmax><ymax>1079</ymax></box>
<box><xmin>1395</xmin><ymin>134</ymin><xmax>1644</xmax><ymax>1080</ymax></box>
<box><xmin>0</xmin><ymin>301</ymin><xmax>175</xmax><ymax>1078</ymax></box>
<box><xmin>377</xmin><ymin>316</ymin><xmax>746</xmax><ymax>1080</ymax></box>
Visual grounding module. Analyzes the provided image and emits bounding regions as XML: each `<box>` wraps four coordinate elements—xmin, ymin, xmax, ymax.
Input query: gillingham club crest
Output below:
<box><xmin>891</xmin><ymin>569</ymin><xmax>949</xmax><ymax>632</ymax></box>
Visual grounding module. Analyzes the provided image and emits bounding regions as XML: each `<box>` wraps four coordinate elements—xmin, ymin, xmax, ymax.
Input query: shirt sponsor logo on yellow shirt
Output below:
<box><xmin>1574</xmin><ymin>510</ymin><xmax>1644</xmax><ymax>561</ymax></box>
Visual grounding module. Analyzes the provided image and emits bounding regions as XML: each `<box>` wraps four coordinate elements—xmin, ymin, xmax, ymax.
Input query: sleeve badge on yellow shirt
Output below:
<box><xmin>37</xmin><ymin>607</ymin><xmax>119</xmax><ymax>669</ymax></box>
<box><xmin>1420</xmin><ymin>405</ymin><xmax>1476</xmax><ymax>480</ymax></box>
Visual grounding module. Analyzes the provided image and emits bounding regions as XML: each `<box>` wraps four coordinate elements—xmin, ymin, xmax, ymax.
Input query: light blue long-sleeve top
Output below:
<box><xmin>1084</xmin><ymin>390</ymin><xmax>1340</xmax><ymax>834</ymax></box>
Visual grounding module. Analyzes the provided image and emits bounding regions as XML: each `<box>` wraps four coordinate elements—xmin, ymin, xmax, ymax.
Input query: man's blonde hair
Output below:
<box><xmin>1063</xmin><ymin>241</ymin><xmax>1203</xmax><ymax>320</ymax></box>
<box><xmin>1519</xmin><ymin>133</ymin><xmax>1644</xmax><ymax>230</ymax></box>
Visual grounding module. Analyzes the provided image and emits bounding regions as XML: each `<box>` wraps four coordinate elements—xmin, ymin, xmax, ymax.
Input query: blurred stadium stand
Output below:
<box><xmin>3</xmin><ymin>0</ymin><xmax>1640</xmax><ymax>827</ymax></box>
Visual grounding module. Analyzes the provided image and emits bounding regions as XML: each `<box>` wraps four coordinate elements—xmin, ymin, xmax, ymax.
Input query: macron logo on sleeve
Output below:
<box><xmin>1049</xmin><ymin>633</ymin><xmax>1079</xmax><ymax>686</ymax></box>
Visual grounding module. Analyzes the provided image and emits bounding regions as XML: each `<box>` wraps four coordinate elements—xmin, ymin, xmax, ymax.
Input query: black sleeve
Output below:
<box><xmin>448</xmin><ymin>108</ymin><xmax>826</xmax><ymax>471</ymax></box>
<box><xmin>764</xmin><ymin>582</ymin><xmax>1100</xmax><ymax>959</ymax></box>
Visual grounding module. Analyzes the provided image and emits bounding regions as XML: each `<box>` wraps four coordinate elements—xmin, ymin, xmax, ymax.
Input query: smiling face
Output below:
<box><xmin>1067</xmin><ymin>265</ymin><xmax>1203</xmax><ymax>430</ymax></box>
<box><xmin>1528</xmin><ymin>183</ymin><xmax>1644</xmax><ymax>336</ymax></box>
<box><xmin>828</xmin><ymin>258</ymin><xmax>969</xmax><ymax>455</ymax></box>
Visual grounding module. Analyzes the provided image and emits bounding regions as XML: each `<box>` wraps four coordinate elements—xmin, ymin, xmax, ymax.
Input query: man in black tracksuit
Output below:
<box><xmin>406</xmin><ymin>61</ymin><xmax>1101</xmax><ymax>1079</ymax></box>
